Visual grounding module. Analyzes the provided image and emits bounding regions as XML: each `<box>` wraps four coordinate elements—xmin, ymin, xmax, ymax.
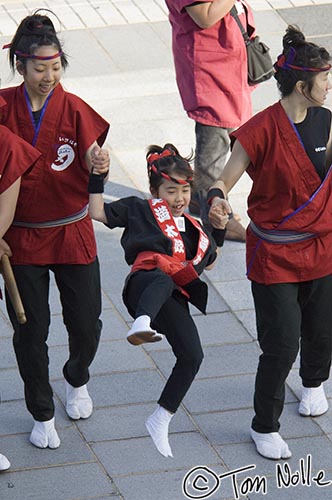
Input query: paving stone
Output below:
<box><xmin>113</xmin><ymin>467</ymin><xmax>236</xmax><ymax>500</ymax></box>
<box><xmin>193</xmin><ymin>311</ymin><xmax>253</xmax><ymax>345</ymax></box>
<box><xmin>183</xmin><ymin>374</ymin><xmax>296</xmax><ymax>415</ymax></box>
<box><xmin>216</xmin><ymin>435</ymin><xmax>332</xmax><ymax>490</ymax></box>
<box><xmin>0</xmin><ymin>398</ymin><xmax>72</xmax><ymax>435</ymax></box>
<box><xmin>91</xmin><ymin>24</ymin><xmax>173</xmax><ymax>72</ymax></box>
<box><xmin>53</xmin><ymin>370</ymin><xmax>165</xmax><ymax>408</ymax></box>
<box><xmin>214</xmin><ymin>279</ymin><xmax>255</xmax><ymax>312</ymax></box>
<box><xmin>90</xmin><ymin>339</ymin><xmax>156</xmax><ymax>374</ymax></box>
<box><xmin>70</xmin><ymin>0</ymin><xmax>107</xmax><ymax>28</ymax></box>
<box><xmin>194</xmin><ymin>402</ymin><xmax>324</xmax><ymax>447</ymax></box>
<box><xmin>112</xmin><ymin>0</ymin><xmax>147</xmax><ymax>23</ymax></box>
<box><xmin>0</xmin><ymin>338</ymin><xmax>17</xmax><ymax>369</ymax></box>
<box><xmin>0</xmin><ymin>368</ymin><xmax>25</xmax><ymax>401</ymax></box>
<box><xmin>277</xmin><ymin>4</ymin><xmax>332</xmax><ymax>36</ymax></box>
<box><xmin>62</xmin><ymin>29</ymin><xmax>118</xmax><ymax>80</ymax></box>
<box><xmin>236</xmin><ymin>309</ymin><xmax>257</xmax><ymax>339</ymax></box>
<box><xmin>210</xmin><ymin>248</ymin><xmax>247</xmax><ymax>282</ymax></box>
<box><xmin>92</xmin><ymin>431</ymin><xmax>223</xmax><ymax>476</ymax></box>
<box><xmin>0</xmin><ymin>426</ymin><xmax>95</xmax><ymax>470</ymax></box>
<box><xmin>0</xmin><ymin>313</ymin><xmax>13</xmax><ymax>338</ymax></box>
<box><xmin>183</xmin><ymin>374</ymin><xmax>256</xmax><ymax>414</ymax></box>
<box><xmin>0</xmin><ymin>463</ymin><xmax>115</xmax><ymax>500</ymax></box>
<box><xmin>91</xmin><ymin>0</ymin><xmax>127</xmax><ymax>25</ymax></box>
<box><xmin>76</xmin><ymin>403</ymin><xmax>195</xmax><ymax>442</ymax></box>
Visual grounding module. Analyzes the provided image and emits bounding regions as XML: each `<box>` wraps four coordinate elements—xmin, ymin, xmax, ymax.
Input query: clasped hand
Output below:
<box><xmin>208</xmin><ymin>198</ymin><xmax>232</xmax><ymax>229</ymax></box>
<box><xmin>91</xmin><ymin>145</ymin><xmax>110</xmax><ymax>176</ymax></box>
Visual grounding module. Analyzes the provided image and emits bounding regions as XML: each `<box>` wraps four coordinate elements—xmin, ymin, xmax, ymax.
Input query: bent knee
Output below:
<box><xmin>183</xmin><ymin>348</ymin><xmax>204</xmax><ymax>372</ymax></box>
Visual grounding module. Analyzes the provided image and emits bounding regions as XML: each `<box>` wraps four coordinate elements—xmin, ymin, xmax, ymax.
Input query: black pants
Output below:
<box><xmin>123</xmin><ymin>269</ymin><xmax>204</xmax><ymax>413</ymax></box>
<box><xmin>6</xmin><ymin>259</ymin><xmax>102</xmax><ymax>421</ymax></box>
<box><xmin>251</xmin><ymin>276</ymin><xmax>332</xmax><ymax>433</ymax></box>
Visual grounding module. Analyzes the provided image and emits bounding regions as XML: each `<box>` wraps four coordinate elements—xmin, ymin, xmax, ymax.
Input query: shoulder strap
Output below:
<box><xmin>230</xmin><ymin>5</ymin><xmax>250</xmax><ymax>43</ymax></box>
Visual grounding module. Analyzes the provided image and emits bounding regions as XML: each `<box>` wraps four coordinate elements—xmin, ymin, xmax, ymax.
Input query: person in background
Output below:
<box><xmin>208</xmin><ymin>26</ymin><xmax>332</xmax><ymax>459</ymax></box>
<box><xmin>0</xmin><ymin>12</ymin><xmax>110</xmax><ymax>449</ymax></box>
<box><xmin>165</xmin><ymin>0</ymin><xmax>257</xmax><ymax>241</ymax></box>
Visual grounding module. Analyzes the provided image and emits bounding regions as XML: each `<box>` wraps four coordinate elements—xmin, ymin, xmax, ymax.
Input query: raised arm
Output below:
<box><xmin>86</xmin><ymin>142</ymin><xmax>110</xmax><ymax>223</ymax></box>
<box><xmin>186</xmin><ymin>0</ymin><xmax>235</xmax><ymax>29</ymax></box>
<box><xmin>88</xmin><ymin>191</ymin><xmax>108</xmax><ymax>224</ymax></box>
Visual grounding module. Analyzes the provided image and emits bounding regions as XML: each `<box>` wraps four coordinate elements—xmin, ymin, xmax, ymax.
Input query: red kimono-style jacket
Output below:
<box><xmin>0</xmin><ymin>84</ymin><xmax>109</xmax><ymax>265</ymax></box>
<box><xmin>233</xmin><ymin>101</ymin><xmax>332</xmax><ymax>284</ymax></box>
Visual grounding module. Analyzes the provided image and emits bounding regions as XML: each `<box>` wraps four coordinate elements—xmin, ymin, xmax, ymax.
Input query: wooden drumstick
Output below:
<box><xmin>0</xmin><ymin>254</ymin><xmax>27</xmax><ymax>324</ymax></box>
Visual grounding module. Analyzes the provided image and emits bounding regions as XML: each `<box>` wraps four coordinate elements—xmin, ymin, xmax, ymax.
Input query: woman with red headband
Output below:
<box><xmin>208</xmin><ymin>25</ymin><xmax>332</xmax><ymax>459</ymax></box>
<box><xmin>88</xmin><ymin>143</ymin><xmax>228</xmax><ymax>458</ymax></box>
<box><xmin>0</xmin><ymin>12</ymin><xmax>110</xmax><ymax>449</ymax></box>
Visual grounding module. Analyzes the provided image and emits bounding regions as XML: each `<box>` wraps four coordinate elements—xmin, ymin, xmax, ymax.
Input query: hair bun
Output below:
<box><xmin>283</xmin><ymin>25</ymin><xmax>305</xmax><ymax>49</ymax></box>
<box><xmin>21</xmin><ymin>15</ymin><xmax>55</xmax><ymax>36</ymax></box>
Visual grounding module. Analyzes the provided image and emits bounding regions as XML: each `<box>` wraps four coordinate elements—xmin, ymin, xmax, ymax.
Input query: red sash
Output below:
<box><xmin>131</xmin><ymin>199</ymin><xmax>210</xmax><ymax>288</ymax></box>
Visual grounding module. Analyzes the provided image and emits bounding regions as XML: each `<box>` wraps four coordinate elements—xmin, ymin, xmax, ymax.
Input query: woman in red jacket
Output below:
<box><xmin>1</xmin><ymin>12</ymin><xmax>110</xmax><ymax>449</ymax></box>
<box><xmin>209</xmin><ymin>26</ymin><xmax>332</xmax><ymax>460</ymax></box>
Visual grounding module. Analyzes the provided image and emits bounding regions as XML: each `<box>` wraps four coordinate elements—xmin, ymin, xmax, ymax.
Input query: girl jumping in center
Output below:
<box><xmin>88</xmin><ymin>143</ymin><xmax>228</xmax><ymax>457</ymax></box>
<box><xmin>0</xmin><ymin>12</ymin><xmax>110</xmax><ymax>449</ymax></box>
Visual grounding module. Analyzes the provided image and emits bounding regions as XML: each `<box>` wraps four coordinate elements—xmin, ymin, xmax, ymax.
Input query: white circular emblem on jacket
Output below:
<box><xmin>51</xmin><ymin>144</ymin><xmax>75</xmax><ymax>171</ymax></box>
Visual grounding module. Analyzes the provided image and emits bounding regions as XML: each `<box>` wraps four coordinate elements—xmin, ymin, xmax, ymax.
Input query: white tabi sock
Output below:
<box><xmin>250</xmin><ymin>429</ymin><xmax>292</xmax><ymax>460</ymax></box>
<box><xmin>65</xmin><ymin>381</ymin><xmax>93</xmax><ymax>420</ymax></box>
<box><xmin>30</xmin><ymin>417</ymin><xmax>60</xmax><ymax>449</ymax></box>
<box><xmin>127</xmin><ymin>315</ymin><xmax>163</xmax><ymax>346</ymax></box>
<box><xmin>145</xmin><ymin>405</ymin><xmax>174</xmax><ymax>458</ymax></box>
<box><xmin>0</xmin><ymin>453</ymin><xmax>10</xmax><ymax>471</ymax></box>
<box><xmin>299</xmin><ymin>384</ymin><xmax>329</xmax><ymax>417</ymax></box>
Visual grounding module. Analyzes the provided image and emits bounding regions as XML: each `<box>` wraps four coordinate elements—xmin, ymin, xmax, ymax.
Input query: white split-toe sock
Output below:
<box><xmin>0</xmin><ymin>453</ymin><xmax>10</xmax><ymax>471</ymax></box>
<box><xmin>30</xmin><ymin>417</ymin><xmax>60</xmax><ymax>449</ymax></box>
<box><xmin>65</xmin><ymin>381</ymin><xmax>93</xmax><ymax>420</ymax></box>
<box><xmin>299</xmin><ymin>384</ymin><xmax>329</xmax><ymax>417</ymax></box>
<box><xmin>145</xmin><ymin>405</ymin><xmax>174</xmax><ymax>458</ymax></box>
<box><xmin>250</xmin><ymin>428</ymin><xmax>292</xmax><ymax>460</ymax></box>
<box><xmin>127</xmin><ymin>315</ymin><xmax>163</xmax><ymax>346</ymax></box>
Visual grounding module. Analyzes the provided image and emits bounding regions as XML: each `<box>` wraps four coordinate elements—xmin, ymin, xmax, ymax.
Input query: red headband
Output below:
<box><xmin>15</xmin><ymin>49</ymin><xmax>63</xmax><ymax>60</ymax></box>
<box><xmin>147</xmin><ymin>149</ymin><xmax>174</xmax><ymax>164</ymax></box>
<box><xmin>2</xmin><ymin>43</ymin><xmax>63</xmax><ymax>60</ymax></box>
<box><xmin>275</xmin><ymin>48</ymin><xmax>331</xmax><ymax>73</ymax></box>
<box><xmin>149</xmin><ymin>164</ymin><xmax>192</xmax><ymax>185</ymax></box>
<box><xmin>147</xmin><ymin>149</ymin><xmax>193</xmax><ymax>185</ymax></box>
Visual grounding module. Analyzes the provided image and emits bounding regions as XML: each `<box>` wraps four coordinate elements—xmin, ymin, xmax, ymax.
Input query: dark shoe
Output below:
<box><xmin>225</xmin><ymin>217</ymin><xmax>246</xmax><ymax>242</ymax></box>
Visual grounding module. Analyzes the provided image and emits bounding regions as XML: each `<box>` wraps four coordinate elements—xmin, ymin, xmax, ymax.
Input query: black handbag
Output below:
<box><xmin>230</xmin><ymin>5</ymin><xmax>274</xmax><ymax>85</ymax></box>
